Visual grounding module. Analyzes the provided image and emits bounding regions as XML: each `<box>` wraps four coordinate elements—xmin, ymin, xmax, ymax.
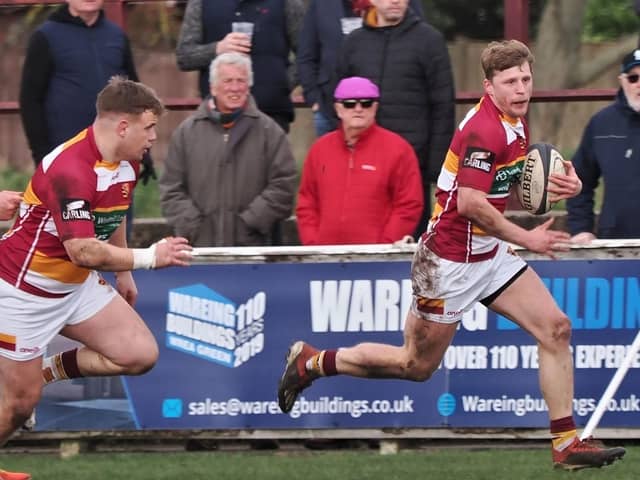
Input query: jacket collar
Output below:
<box><xmin>363</xmin><ymin>6</ymin><xmax>420</xmax><ymax>32</ymax></box>
<box><xmin>50</xmin><ymin>4</ymin><xmax>105</xmax><ymax>27</ymax></box>
<box><xmin>338</xmin><ymin>121</ymin><xmax>378</xmax><ymax>148</ymax></box>
<box><xmin>615</xmin><ymin>88</ymin><xmax>640</xmax><ymax>117</ymax></box>
<box><xmin>193</xmin><ymin>95</ymin><xmax>261</xmax><ymax>122</ymax></box>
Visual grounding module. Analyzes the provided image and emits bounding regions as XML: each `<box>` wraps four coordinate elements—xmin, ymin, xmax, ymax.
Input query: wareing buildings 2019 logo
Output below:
<box><xmin>165</xmin><ymin>284</ymin><xmax>265</xmax><ymax>368</ymax></box>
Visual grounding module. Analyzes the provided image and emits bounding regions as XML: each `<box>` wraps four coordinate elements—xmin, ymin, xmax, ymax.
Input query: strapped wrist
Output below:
<box><xmin>131</xmin><ymin>243</ymin><xmax>158</xmax><ymax>270</ymax></box>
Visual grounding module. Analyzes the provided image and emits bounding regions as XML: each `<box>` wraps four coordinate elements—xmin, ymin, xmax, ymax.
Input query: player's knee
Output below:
<box><xmin>5</xmin><ymin>390</ymin><xmax>40</xmax><ymax>429</ymax></box>
<box><xmin>129</xmin><ymin>344</ymin><xmax>159</xmax><ymax>375</ymax></box>
<box><xmin>552</xmin><ymin>313</ymin><xmax>571</xmax><ymax>342</ymax></box>
<box><xmin>403</xmin><ymin>358</ymin><xmax>437</xmax><ymax>382</ymax></box>
<box><xmin>121</xmin><ymin>340</ymin><xmax>159</xmax><ymax>375</ymax></box>
<box><xmin>541</xmin><ymin>312</ymin><xmax>572</xmax><ymax>350</ymax></box>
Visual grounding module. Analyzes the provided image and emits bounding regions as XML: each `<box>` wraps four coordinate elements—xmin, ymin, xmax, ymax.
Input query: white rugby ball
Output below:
<box><xmin>516</xmin><ymin>143</ymin><xmax>566</xmax><ymax>215</ymax></box>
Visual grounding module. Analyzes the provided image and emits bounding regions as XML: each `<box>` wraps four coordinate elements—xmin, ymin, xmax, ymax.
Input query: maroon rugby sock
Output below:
<box><xmin>42</xmin><ymin>348</ymin><xmax>83</xmax><ymax>384</ymax></box>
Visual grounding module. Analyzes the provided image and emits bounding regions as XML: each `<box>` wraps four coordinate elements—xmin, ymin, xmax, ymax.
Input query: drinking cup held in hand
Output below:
<box><xmin>232</xmin><ymin>22</ymin><xmax>254</xmax><ymax>42</ymax></box>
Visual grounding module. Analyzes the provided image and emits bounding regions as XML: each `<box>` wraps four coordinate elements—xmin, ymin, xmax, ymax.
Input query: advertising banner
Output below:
<box><xmin>36</xmin><ymin>259</ymin><xmax>640</xmax><ymax>431</ymax></box>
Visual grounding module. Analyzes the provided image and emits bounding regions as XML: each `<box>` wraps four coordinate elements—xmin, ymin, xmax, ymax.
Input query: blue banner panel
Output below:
<box><xmin>125</xmin><ymin>262</ymin><xmax>448</xmax><ymax>429</ymax></box>
<box><xmin>36</xmin><ymin>259</ymin><xmax>640</xmax><ymax>431</ymax></box>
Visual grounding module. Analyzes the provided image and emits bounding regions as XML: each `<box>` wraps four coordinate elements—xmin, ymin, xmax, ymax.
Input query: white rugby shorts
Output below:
<box><xmin>0</xmin><ymin>270</ymin><xmax>117</xmax><ymax>361</ymax></box>
<box><xmin>410</xmin><ymin>239</ymin><xmax>527</xmax><ymax>324</ymax></box>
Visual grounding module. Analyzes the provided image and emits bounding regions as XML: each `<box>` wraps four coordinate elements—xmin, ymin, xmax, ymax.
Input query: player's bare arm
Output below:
<box><xmin>547</xmin><ymin>160</ymin><xmax>582</xmax><ymax>202</ymax></box>
<box><xmin>64</xmin><ymin>235</ymin><xmax>192</xmax><ymax>271</ymax></box>
<box><xmin>457</xmin><ymin>186</ymin><xmax>570</xmax><ymax>258</ymax></box>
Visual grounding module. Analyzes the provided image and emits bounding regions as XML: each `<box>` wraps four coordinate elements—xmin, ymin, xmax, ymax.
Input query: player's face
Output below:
<box><xmin>484</xmin><ymin>62</ymin><xmax>532</xmax><ymax>119</ymax></box>
<box><xmin>210</xmin><ymin>63</ymin><xmax>250</xmax><ymax>113</ymax></box>
<box><xmin>122</xmin><ymin>110</ymin><xmax>158</xmax><ymax>161</ymax></box>
<box><xmin>370</xmin><ymin>0</ymin><xmax>409</xmax><ymax>26</ymax></box>
<box><xmin>66</xmin><ymin>0</ymin><xmax>103</xmax><ymax>15</ymax></box>
<box><xmin>335</xmin><ymin>99</ymin><xmax>378</xmax><ymax>132</ymax></box>
<box><xmin>620</xmin><ymin>66</ymin><xmax>640</xmax><ymax>112</ymax></box>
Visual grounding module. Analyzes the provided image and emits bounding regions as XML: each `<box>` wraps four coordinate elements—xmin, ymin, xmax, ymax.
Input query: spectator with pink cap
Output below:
<box><xmin>335</xmin><ymin>0</ymin><xmax>455</xmax><ymax>238</ymax></box>
<box><xmin>296</xmin><ymin>76</ymin><xmax>423</xmax><ymax>245</ymax></box>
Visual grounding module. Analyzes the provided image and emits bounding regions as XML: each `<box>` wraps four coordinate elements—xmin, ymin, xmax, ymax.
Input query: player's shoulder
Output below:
<box><xmin>457</xmin><ymin>101</ymin><xmax>505</xmax><ymax>150</ymax></box>
<box><xmin>42</xmin><ymin>133</ymin><xmax>96</xmax><ymax>178</ymax></box>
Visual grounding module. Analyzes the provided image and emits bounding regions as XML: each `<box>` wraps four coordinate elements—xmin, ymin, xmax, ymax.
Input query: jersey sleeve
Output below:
<box><xmin>39</xmin><ymin>162</ymin><xmax>98</xmax><ymax>242</ymax></box>
<box><xmin>455</xmin><ymin>123</ymin><xmax>501</xmax><ymax>193</ymax></box>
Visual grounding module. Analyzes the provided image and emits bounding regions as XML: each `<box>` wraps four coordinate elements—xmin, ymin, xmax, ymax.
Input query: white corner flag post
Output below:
<box><xmin>580</xmin><ymin>329</ymin><xmax>640</xmax><ymax>440</ymax></box>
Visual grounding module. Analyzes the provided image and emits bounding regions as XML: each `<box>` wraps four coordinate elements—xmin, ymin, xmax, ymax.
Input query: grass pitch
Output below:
<box><xmin>1</xmin><ymin>444</ymin><xmax>638</xmax><ymax>480</ymax></box>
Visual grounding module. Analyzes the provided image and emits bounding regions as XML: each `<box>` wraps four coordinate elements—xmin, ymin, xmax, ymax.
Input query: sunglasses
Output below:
<box><xmin>625</xmin><ymin>73</ymin><xmax>640</xmax><ymax>84</ymax></box>
<box><xmin>339</xmin><ymin>99</ymin><xmax>376</xmax><ymax>109</ymax></box>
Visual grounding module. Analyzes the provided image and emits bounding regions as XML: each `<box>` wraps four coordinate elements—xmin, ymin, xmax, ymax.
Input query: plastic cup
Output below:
<box><xmin>232</xmin><ymin>22</ymin><xmax>254</xmax><ymax>41</ymax></box>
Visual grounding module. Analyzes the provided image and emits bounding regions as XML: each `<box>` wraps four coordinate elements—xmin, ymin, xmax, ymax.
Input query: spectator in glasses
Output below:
<box><xmin>567</xmin><ymin>49</ymin><xmax>640</xmax><ymax>241</ymax></box>
<box><xmin>296</xmin><ymin>76</ymin><xmax>423</xmax><ymax>245</ymax></box>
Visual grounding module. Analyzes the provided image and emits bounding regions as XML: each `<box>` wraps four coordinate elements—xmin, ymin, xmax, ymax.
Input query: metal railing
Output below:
<box><xmin>0</xmin><ymin>0</ymin><xmax>618</xmax><ymax>115</ymax></box>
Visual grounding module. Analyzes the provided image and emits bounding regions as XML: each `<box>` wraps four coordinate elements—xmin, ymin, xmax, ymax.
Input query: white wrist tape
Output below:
<box><xmin>131</xmin><ymin>243</ymin><xmax>158</xmax><ymax>270</ymax></box>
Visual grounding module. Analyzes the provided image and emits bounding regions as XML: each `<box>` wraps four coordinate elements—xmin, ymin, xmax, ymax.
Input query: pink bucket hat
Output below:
<box><xmin>334</xmin><ymin>76</ymin><xmax>380</xmax><ymax>100</ymax></box>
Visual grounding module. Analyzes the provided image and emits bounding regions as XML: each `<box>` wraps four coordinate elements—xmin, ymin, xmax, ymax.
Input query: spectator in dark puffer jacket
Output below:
<box><xmin>297</xmin><ymin>0</ymin><xmax>424</xmax><ymax>137</ymax></box>
<box><xmin>335</xmin><ymin>0</ymin><xmax>455</xmax><ymax>237</ymax></box>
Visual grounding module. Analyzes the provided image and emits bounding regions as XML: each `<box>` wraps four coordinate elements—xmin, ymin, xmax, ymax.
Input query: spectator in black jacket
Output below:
<box><xmin>297</xmin><ymin>0</ymin><xmax>424</xmax><ymax>137</ymax></box>
<box><xmin>335</xmin><ymin>0</ymin><xmax>455</xmax><ymax>237</ymax></box>
<box><xmin>19</xmin><ymin>0</ymin><xmax>156</xmax><ymax>240</ymax></box>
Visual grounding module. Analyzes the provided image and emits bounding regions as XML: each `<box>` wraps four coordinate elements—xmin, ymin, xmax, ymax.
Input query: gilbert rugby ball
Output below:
<box><xmin>516</xmin><ymin>143</ymin><xmax>566</xmax><ymax>215</ymax></box>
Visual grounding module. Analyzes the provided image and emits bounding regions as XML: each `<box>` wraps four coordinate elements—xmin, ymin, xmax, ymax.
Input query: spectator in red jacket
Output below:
<box><xmin>296</xmin><ymin>76</ymin><xmax>423</xmax><ymax>245</ymax></box>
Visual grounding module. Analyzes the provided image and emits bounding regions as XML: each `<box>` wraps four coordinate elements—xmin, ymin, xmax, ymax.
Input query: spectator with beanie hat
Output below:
<box><xmin>567</xmin><ymin>48</ymin><xmax>640</xmax><ymax>240</ymax></box>
<box><xmin>296</xmin><ymin>76</ymin><xmax>423</xmax><ymax>245</ymax></box>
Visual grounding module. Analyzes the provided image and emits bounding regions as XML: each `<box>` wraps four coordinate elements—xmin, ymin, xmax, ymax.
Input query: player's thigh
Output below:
<box><xmin>0</xmin><ymin>355</ymin><xmax>43</xmax><ymax>405</ymax></box>
<box><xmin>487</xmin><ymin>267</ymin><xmax>566</xmax><ymax>340</ymax></box>
<box><xmin>61</xmin><ymin>293</ymin><xmax>158</xmax><ymax>365</ymax></box>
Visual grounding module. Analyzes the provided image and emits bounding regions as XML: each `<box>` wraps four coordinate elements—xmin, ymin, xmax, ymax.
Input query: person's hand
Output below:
<box><xmin>393</xmin><ymin>235</ymin><xmax>416</xmax><ymax>246</ymax></box>
<box><xmin>524</xmin><ymin>218</ymin><xmax>571</xmax><ymax>259</ymax></box>
<box><xmin>290</xmin><ymin>86</ymin><xmax>304</xmax><ymax>104</ymax></box>
<box><xmin>216</xmin><ymin>32</ymin><xmax>251</xmax><ymax>55</ymax></box>
<box><xmin>153</xmin><ymin>236</ymin><xmax>193</xmax><ymax>268</ymax></box>
<box><xmin>115</xmin><ymin>270</ymin><xmax>138</xmax><ymax>306</ymax></box>
<box><xmin>571</xmin><ymin>232</ymin><xmax>596</xmax><ymax>244</ymax></box>
<box><xmin>139</xmin><ymin>151</ymin><xmax>157</xmax><ymax>186</ymax></box>
<box><xmin>547</xmin><ymin>160</ymin><xmax>582</xmax><ymax>202</ymax></box>
<box><xmin>0</xmin><ymin>190</ymin><xmax>22</xmax><ymax>221</ymax></box>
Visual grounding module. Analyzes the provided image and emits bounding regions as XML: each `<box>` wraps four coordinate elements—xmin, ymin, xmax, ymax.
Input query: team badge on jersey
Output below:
<box><xmin>61</xmin><ymin>198</ymin><xmax>92</xmax><ymax>222</ymax></box>
<box><xmin>462</xmin><ymin>147</ymin><xmax>495</xmax><ymax>173</ymax></box>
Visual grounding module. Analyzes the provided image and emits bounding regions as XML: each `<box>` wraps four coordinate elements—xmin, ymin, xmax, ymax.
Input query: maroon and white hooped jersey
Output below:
<box><xmin>424</xmin><ymin>95</ymin><xmax>528</xmax><ymax>263</ymax></box>
<box><xmin>0</xmin><ymin>127</ymin><xmax>138</xmax><ymax>297</ymax></box>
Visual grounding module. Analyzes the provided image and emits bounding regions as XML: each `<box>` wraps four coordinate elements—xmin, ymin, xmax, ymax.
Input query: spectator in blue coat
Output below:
<box><xmin>19</xmin><ymin>0</ymin><xmax>155</xmax><ymax>242</ymax></box>
<box><xmin>297</xmin><ymin>0</ymin><xmax>424</xmax><ymax>137</ymax></box>
<box><xmin>567</xmin><ymin>49</ymin><xmax>640</xmax><ymax>241</ymax></box>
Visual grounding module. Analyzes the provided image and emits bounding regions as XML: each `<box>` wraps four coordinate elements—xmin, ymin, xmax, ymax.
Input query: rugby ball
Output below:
<box><xmin>516</xmin><ymin>143</ymin><xmax>566</xmax><ymax>215</ymax></box>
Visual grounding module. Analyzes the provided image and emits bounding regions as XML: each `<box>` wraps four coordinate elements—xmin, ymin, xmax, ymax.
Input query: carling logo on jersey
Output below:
<box><xmin>61</xmin><ymin>198</ymin><xmax>92</xmax><ymax>221</ymax></box>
